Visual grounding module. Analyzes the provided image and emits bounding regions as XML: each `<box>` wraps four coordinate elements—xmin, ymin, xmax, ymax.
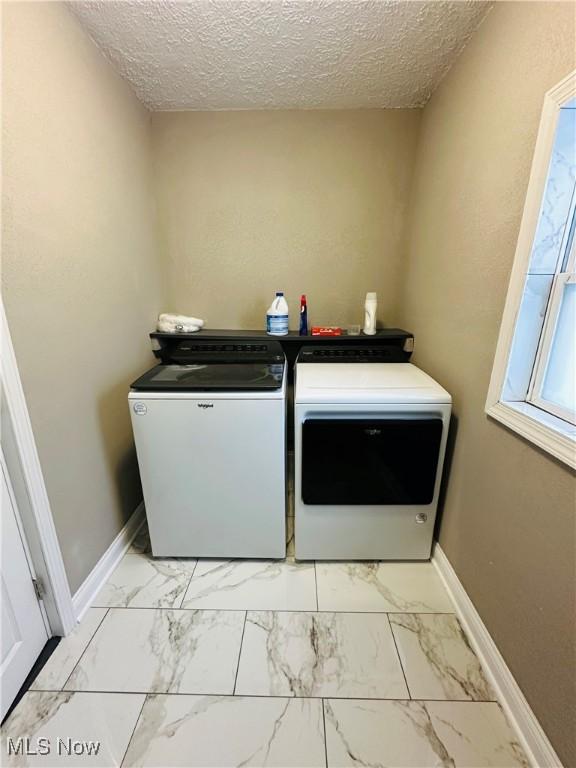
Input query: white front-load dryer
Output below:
<box><xmin>294</xmin><ymin>354</ymin><xmax>451</xmax><ymax>560</ymax></box>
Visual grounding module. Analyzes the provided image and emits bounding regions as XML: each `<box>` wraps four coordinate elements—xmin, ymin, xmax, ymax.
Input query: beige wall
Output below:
<box><xmin>152</xmin><ymin>110</ymin><xmax>420</xmax><ymax>330</ymax></box>
<box><xmin>3</xmin><ymin>2</ymin><xmax>575</xmax><ymax>759</ymax></box>
<box><xmin>2</xmin><ymin>2</ymin><xmax>164</xmax><ymax>593</ymax></box>
<box><xmin>398</xmin><ymin>3</ymin><xmax>576</xmax><ymax>763</ymax></box>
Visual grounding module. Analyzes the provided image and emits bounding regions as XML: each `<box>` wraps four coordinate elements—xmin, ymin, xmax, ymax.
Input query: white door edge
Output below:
<box><xmin>1</xmin><ymin>300</ymin><xmax>75</xmax><ymax>636</ymax></box>
<box><xmin>1</xmin><ymin>453</ymin><xmax>50</xmax><ymax>719</ymax></box>
<box><xmin>0</xmin><ymin>453</ymin><xmax>51</xmax><ymax>636</ymax></box>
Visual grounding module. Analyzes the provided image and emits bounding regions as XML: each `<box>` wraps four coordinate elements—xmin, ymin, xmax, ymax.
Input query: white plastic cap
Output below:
<box><xmin>366</xmin><ymin>292</ymin><xmax>377</xmax><ymax>300</ymax></box>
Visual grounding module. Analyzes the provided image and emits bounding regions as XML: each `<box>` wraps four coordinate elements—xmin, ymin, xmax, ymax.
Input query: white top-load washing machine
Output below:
<box><xmin>129</xmin><ymin>339</ymin><xmax>286</xmax><ymax>558</ymax></box>
<box><xmin>294</xmin><ymin>347</ymin><xmax>451</xmax><ymax>560</ymax></box>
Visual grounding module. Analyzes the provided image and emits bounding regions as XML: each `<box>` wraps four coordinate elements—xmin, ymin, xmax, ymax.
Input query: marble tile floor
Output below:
<box><xmin>2</xmin><ymin>520</ymin><xmax>529</xmax><ymax>767</ymax></box>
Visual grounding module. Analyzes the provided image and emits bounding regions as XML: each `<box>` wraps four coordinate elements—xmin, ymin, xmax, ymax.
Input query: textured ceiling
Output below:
<box><xmin>70</xmin><ymin>0</ymin><xmax>491</xmax><ymax>111</ymax></box>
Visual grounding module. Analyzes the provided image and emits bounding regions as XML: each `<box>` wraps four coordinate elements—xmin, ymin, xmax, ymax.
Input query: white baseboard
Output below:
<box><xmin>72</xmin><ymin>502</ymin><xmax>145</xmax><ymax>622</ymax></box>
<box><xmin>432</xmin><ymin>543</ymin><xmax>563</xmax><ymax>768</ymax></box>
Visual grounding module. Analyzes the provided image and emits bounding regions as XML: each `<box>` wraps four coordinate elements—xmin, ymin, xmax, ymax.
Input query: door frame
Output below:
<box><xmin>1</xmin><ymin>300</ymin><xmax>76</xmax><ymax>636</ymax></box>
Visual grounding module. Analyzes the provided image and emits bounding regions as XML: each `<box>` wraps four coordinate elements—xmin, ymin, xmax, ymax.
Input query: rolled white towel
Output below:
<box><xmin>157</xmin><ymin>313</ymin><xmax>205</xmax><ymax>333</ymax></box>
<box><xmin>158</xmin><ymin>313</ymin><xmax>204</xmax><ymax>328</ymax></box>
<box><xmin>157</xmin><ymin>319</ymin><xmax>201</xmax><ymax>333</ymax></box>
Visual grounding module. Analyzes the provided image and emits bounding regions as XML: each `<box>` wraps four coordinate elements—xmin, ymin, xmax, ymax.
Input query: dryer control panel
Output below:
<box><xmin>297</xmin><ymin>346</ymin><xmax>409</xmax><ymax>363</ymax></box>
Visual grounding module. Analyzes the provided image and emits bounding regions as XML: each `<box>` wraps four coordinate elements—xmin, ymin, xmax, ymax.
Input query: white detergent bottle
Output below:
<box><xmin>363</xmin><ymin>292</ymin><xmax>377</xmax><ymax>335</ymax></box>
<box><xmin>266</xmin><ymin>292</ymin><xmax>289</xmax><ymax>336</ymax></box>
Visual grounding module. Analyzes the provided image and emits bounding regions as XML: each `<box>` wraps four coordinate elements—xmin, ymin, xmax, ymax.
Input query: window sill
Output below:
<box><xmin>486</xmin><ymin>401</ymin><xmax>576</xmax><ymax>469</ymax></box>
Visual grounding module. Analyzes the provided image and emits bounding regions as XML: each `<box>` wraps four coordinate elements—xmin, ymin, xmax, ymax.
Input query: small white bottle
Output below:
<box><xmin>266</xmin><ymin>291</ymin><xmax>289</xmax><ymax>336</ymax></box>
<box><xmin>363</xmin><ymin>292</ymin><xmax>377</xmax><ymax>335</ymax></box>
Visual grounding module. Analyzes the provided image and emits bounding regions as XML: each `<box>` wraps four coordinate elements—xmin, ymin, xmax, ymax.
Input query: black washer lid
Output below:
<box><xmin>130</xmin><ymin>362</ymin><xmax>285</xmax><ymax>392</ymax></box>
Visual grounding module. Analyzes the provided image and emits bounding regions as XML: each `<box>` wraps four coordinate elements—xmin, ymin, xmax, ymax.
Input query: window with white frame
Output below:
<box><xmin>487</xmin><ymin>74</ymin><xmax>576</xmax><ymax>468</ymax></box>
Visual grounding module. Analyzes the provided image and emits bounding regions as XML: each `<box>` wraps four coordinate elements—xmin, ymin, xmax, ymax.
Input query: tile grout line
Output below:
<box><xmin>177</xmin><ymin>558</ymin><xmax>200</xmax><ymax>609</ymax></box>
<box><xmin>59</xmin><ymin>608</ymin><xmax>110</xmax><ymax>691</ymax></box>
<box><xmin>232</xmin><ymin>611</ymin><xmax>248</xmax><ymax>695</ymax></box>
<box><xmin>321</xmin><ymin>699</ymin><xmax>329</xmax><ymax>768</ymax></box>
<box><xmin>27</xmin><ymin>689</ymin><xmax>501</xmax><ymax>704</ymax></box>
<box><xmin>85</xmin><ymin>605</ymin><xmax>456</xmax><ymax>616</ymax></box>
<box><xmin>387</xmin><ymin>614</ymin><xmax>412</xmax><ymax>700</ymax></box>
<box><xmin>119</xmin><ymin>693</ymin><xmax>148</xmax><ymax>768</ymax></box>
